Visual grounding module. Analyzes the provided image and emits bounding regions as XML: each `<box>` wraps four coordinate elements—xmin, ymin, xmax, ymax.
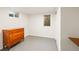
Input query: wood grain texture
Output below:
<box><xmin>69</xmin><ymin>37</ymin><xmax>79</xmax><ymax>46</ymax></box>
<box><xmin>3</xmin><ymin>28</ymin><xmax>24</xmax><ymax>49</ymax></box>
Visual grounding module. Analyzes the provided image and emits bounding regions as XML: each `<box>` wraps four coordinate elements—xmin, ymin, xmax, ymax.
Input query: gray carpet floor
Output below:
<box><xmin>9</xmin><ymin>36</ymin><xmax>58</xmax><ymax>51</ymax></box>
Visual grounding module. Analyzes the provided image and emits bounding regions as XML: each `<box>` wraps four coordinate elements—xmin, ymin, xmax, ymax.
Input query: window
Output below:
<box><xmin>44</xmin><ymin>15</ymin><xmax>50</xmax><ymax>26</ymax></box>
<box><xmin>9</xmin><ymin>12</ymin><xmax>19</xmax><ymax>18</ymax></box>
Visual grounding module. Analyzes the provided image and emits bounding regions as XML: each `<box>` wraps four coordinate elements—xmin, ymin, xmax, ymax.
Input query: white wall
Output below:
<box><xmin>54</xmin><ymin>8</ymin><xmax>61</xmax><ymax>51</ymax></box>
<box><xmin>61</xmin><ymin>7</ymin><xmax>79</xmax><ymax>50</ymax></box>
<box><xmin>21</xmin><ymin>13</ymin><xmax>29</xmax><ymax>37</ymax></box>
<box><xmin>0</xmin><ymin>8</ymin><xmax>29</xmax><ymax>49</ymax></box>
<box><xmin>28</xmin><ymin>13</ymin><xmax>56</xmax><ymax>38</ymax></box>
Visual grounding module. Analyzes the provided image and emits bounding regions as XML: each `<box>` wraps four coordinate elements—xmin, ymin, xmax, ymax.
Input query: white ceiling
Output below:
<box><xmin>11</xmin><ymin>7</ymin><xmax>58</xmax><ymax>15</ymax></box>
<box><xmin>0</xmin><ymin>7</ymin><xmax>58</xmax><ymax>15</ymax></box>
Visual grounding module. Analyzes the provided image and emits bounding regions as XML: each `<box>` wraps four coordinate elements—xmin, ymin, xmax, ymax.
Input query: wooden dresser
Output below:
<box><xmin>69</xmin><ymin>37</ymin><xmax>79</xmax><ymax>46</ymax></box>
<box><xmin>3</xmin><ymin>28</ymin><xmax>24</xmax><ymax>49</ymax></box>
